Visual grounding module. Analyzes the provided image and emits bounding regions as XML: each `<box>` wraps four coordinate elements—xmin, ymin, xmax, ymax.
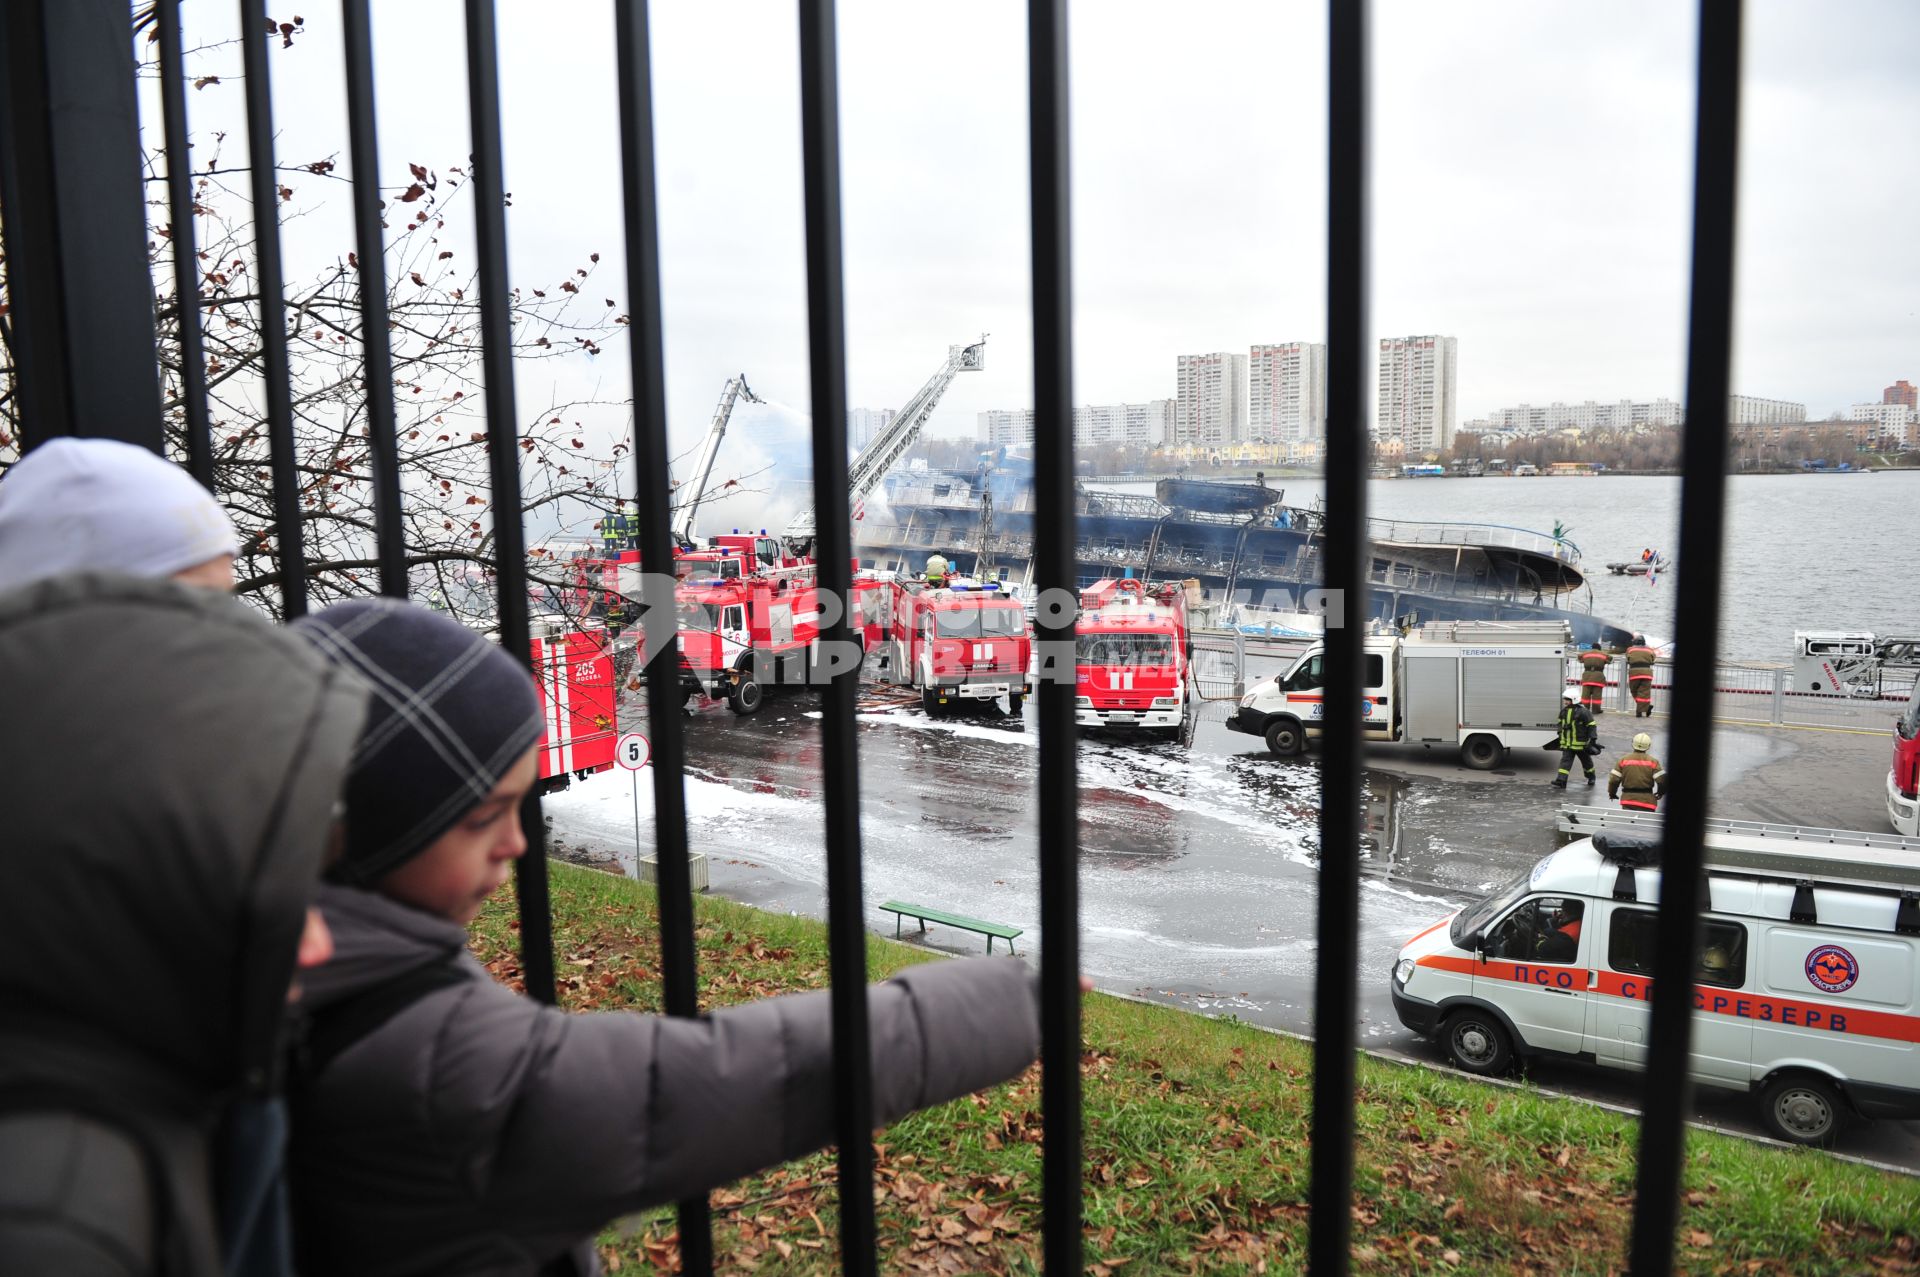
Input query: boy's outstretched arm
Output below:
<box><xmin>470</xmin><ymin>957</ymin><xmax>1039</xmax><ymax>1237</ymax></box>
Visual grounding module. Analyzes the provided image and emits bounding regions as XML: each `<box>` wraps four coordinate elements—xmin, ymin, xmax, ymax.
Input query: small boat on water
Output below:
<box><xmin>1606</xmin><ymin>556</ymin><xmax>1670</xmax><ymax>577</ymax></box>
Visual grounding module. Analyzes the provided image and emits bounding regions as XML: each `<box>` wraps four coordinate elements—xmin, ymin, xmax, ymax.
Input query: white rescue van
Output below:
<box><xmin>1227</xmin><ymin>620</ymin><xmax>1569</xmax><ymax>768</ymax></box>
<box><xmin>1390</xmin><ymin>808</ymin><xmax>1920</xmax><ymax>1145</ymax></box>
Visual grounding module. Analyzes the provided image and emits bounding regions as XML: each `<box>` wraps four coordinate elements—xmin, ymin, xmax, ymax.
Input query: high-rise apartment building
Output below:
<box><xmin>1849</xmin><ymin>401</ymin><xmax>1918</xmax><ymax>449</ymax></box>
<box><xmin>1727</xmin><ymin>395</ymin><xmax>1805</xmax><ymax>426</ymax></box>
<box><xmin>1175</xmin><ymin>352</ymin><xmax>1248</xmax><ymax>445</ymax></box>
<box><xmin>1464</xmin><ymin>397</ymin><xmax>1681</xmax><ymax>437</ymax></box>
<box><xmin>848</xmin><ymin>407</ymin><xmax>897</xmax><ymax>452</ymax></box>
<box><xmin>1885</xmin><ymin>380</ymin><xmax>1917</xmax><ymax>409</ymax></box>
<box><xmin>1248</xmin><ymin>342</ymin><xmax>1326</xmax><ymax>444</ymax></box>
<box><xmin>976</xmin><ymin>409</ymin><xmax>1035</xmax><ymax>447</ymax></box>
<box><xmin>1075</xmin><ymin>400</ymin><xmax>1174</xmax><ymax>448</ymax></box>
<box><xmin>1376</xmin><ymin>335</ymin><xmax>1458</xmax><ymax>454</ymax></box>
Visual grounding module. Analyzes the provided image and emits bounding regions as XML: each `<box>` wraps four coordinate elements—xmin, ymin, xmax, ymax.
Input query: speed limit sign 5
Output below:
<box><xmin>615</xmin><ymin>732</ymin><xmax>651</xmax><ymax>770</ymax></box>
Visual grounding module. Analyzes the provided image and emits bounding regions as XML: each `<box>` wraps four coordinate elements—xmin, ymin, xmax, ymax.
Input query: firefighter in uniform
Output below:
<box><xmin>599</xmin><ymin>501</ymin><xmax>635</xmax><ymax>555</ymax></box>
<box><xmin>1624</xmin><ymin>633</ymin><xmax>1658</xmax><ymax>718</ymax></box>
<box><xmin>1608</xmin><ymin>732</ymin><xmax>1666</xmax><ymax>811</ymax></box>
<box><xmin>1550</xmin><ymin>686</ymin><xmax>1598</xmax><ymax>789</ymax></box>
<box><xmin>1578</xmin><ymin>640</ymin><xmax>1612</xmax><ymax>715</ymax></box>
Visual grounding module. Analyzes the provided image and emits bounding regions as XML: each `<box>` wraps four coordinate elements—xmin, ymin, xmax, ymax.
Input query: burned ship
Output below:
<box><xmin>852</xmin><ymin>454</ymin><xmax>1632</xmax><ymax>648</ymax></box>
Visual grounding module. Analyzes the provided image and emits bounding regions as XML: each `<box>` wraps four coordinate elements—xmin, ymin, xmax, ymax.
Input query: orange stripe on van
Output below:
<box><xmin>1415</xmin><ymin>955</ymin><xmax>1920</xmax><ymax>1044</ymax></box>
<box><xmin>1405</xmin><ymin>916</ymin><xmax>1452</xmax><ymax>946</ymax></box>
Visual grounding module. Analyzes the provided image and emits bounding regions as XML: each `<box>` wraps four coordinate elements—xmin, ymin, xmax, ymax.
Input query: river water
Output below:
<box><xmin>1108</xmin><ymin>471</ymin><xmax>1919</xmax><ymax>661</ymax></box>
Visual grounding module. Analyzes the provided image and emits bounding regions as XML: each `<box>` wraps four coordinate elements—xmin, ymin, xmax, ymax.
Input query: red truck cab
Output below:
<box><xmin>675</xmin><ymin>554</ymin><xmax>827</xmax><ymax>716</ymax></box>
<box><xmin>1075</xmin><ymin>577</ymin><xmax>1191</xmax><ymax>738</ymax></box>
<box><xmin>1890</xmin><ymin>682</ymin><xmax>1920</xmax><ymax>836</ymax></box>
<box><xmin>885</xmin><ymin>576</ymin><xmax>1032</xmax><ymax>715</ymax></box>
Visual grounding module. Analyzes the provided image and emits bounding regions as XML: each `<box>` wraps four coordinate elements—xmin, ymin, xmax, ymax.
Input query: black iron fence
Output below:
<box><xmin>0</xmin><ymin>1</ymin><xmax>1741</xmax><ymax>1272</ymax></box>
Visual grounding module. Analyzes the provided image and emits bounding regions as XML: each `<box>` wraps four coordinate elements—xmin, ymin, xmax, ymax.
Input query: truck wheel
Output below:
<box><xmin>922</xmin><ymin>689</ymin><xmax>946</xmax><ymax>717</ymax></box>
<box><xmin>1005</xmin><ymin>693</ymin><xmax>1025</xmax><ymax>716</ymax></box>
<box><xmin>1264</xmin><ymin>719</ymin><xmax>1305</xmax><ymax>757</ymax></box>
<box><xmin>1442</xmin><ymin>1009</ymin><xmax>1513</xmax><ymax>1076</ymax></box>
<box><xmin>1461</xmin><ymin>734</ymin><xmax>1505</xmax><ymax>770</ymax></box>
<box><xmin>727</xmin><ymin>678</ymin><xmax>764</xmax><ymax>716</ymax></box>
<box><xmin>1759</xmin><ymin>1074</ymin><xmax>1845</xmax><ymax>1147</ymax></box>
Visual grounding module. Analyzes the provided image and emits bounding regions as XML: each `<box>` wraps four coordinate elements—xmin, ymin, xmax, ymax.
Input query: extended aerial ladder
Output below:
<box><xmin>783</xmin><ymin>336</ymin><xmax>987</xmax><ymax>557</ymax></box>
<box><xmin>1792</xmin><ymin>631</ymin><xmax>1920</xmax><ymax>697</ymax></box>
<box><xmin>671</xmin><ymin>374</ymin><xmax>761</xmax><ymax>547</ymax></box>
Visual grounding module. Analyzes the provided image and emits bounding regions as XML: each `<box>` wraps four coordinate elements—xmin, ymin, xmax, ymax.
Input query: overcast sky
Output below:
<box><xmin>165</xmin><ymin>0</ymin><xmax>1920</xmax><ymax>463</ymax></box>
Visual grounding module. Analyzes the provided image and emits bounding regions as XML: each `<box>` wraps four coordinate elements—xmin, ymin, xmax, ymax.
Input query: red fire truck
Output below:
<box><xmin>1890</xmin><ymin>682</ymin><xmax>1920</xmax><ymax>836</ymax></box>
<box><xmin>674</xmin><ymin>534</ymin><xmax>857</xmax><ymax>716</ymax></box>
<box><xmin>883</xmin><ymin>576</ymin><xmax>1032</xmax><ymax>715</ymax></box>
<box><xmin>1075</xmin><ymin>577</ymin><xmax>1191</xmax><ymax>738</ymax></box>
<box><xmin>531</xmin><ymin>620</ymin><xmax>618</xmax><ymax>792</ymax></box>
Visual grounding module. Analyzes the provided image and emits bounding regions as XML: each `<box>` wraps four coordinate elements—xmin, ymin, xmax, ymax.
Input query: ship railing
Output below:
<box><xmin>1368</xmin><ymin>517</ymin><xmax>1582</xmax><ymax>565</ymax></box>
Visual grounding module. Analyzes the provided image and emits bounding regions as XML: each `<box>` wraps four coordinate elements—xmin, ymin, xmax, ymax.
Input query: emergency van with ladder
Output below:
<box><xmin>1074</xmin><ymin>577</ymin><xmax>1192</xmax><ymax>738</ymax></box>
<box><xmin>1390</xmin><ymin>807</ymin><xmax>1920</xmax><ymax>1146</ymax></box>
<box><xmin>884</xmin><ymin>575</ymin><xmax>1032</xmax><ymax>715</ymax></box>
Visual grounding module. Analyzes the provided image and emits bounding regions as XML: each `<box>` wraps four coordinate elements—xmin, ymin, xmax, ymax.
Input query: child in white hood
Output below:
<box><xmin>0</xmin><ymin>437</ymin><xmax>240</xmax><ymax>592</ymax></box>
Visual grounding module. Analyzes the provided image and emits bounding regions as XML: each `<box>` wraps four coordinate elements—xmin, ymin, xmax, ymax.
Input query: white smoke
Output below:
<box><xmin>684</xmin><ymin>397</ymin><xmax>880</xmax><ymax>544</ymax></box>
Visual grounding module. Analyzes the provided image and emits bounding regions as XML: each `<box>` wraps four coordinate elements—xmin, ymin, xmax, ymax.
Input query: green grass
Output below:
<box><xmin>471</xmin><ymin>863</ymin><xmax>1920</xmax><ymax>1275</ymax></box>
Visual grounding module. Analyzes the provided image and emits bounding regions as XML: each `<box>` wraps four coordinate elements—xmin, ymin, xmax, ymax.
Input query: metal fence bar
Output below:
<box><xmin>0</xmin><ymin>0</ymin><xmax>163</xmax><ymax>453</ymax></box>
<box><xmin>1628</xmin><ymin>2</ymin><xmax>1743</xmax><ymax>1273</ymax></box>
<box><xmin>1027</xmin><ymin>1</ymin><xmax>1082</xmax><ymax>1270</ymax></box>
<box><xmin>794</xmin><ymin>3</ymin><xmax>879</xmax><ymax>1270</ymax></box>
<box><xmin>338</xmin><ymin>0</ymin><xmax>408</xmax><ymax>598</ymax></box>
<box><xmin>1309</xmin><ymin>0</ymin><xmax>1370</xmax><ymax>1270</ymax></box>
<box><xmin>612</xmin><ymin>2</ymin><xmax>713</xmax><ymax>1268</ymax></box>
<box><xmin>153</xmin><ymin>1</ymin><xmax>213</xmax><ymax>488</ymax></box>
<box><xmin>460</xmin><ymin>0</ymin><xmax>555</xmax><ymax>1008</ymax></box>
<box><xmin>238</xmin><ymin>0</ymin><xmax>308</xmax><ymax>618</ymax></box>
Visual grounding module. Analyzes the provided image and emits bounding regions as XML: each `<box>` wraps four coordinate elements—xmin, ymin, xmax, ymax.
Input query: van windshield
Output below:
<box><xmin>1449</xmin><ymin>867</ymin><xmax>1535</xmax><ymax>948</ymax></box>
<box><xmin>1900</xmin><ymin>683</ymin><xmax>1920</xmax><ymax>741</ymax></box>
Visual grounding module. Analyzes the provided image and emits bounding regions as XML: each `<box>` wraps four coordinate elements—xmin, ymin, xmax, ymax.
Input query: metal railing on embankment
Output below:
<box><xmin>1565</xmin><ymin>658</ymin><xmax>1915</xmax><ymax>732</ymax></box>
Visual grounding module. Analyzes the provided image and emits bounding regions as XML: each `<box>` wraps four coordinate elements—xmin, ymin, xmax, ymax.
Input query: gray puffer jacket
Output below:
<box><xmin>0</xmin><ymin>574</ymin><xmax>366</xmax><ymax>1276</ymax></box>
<box><xmin>290</xmin><ymin>884</ymin><xmax>1040</xmax><ymax>1276</ymax></box>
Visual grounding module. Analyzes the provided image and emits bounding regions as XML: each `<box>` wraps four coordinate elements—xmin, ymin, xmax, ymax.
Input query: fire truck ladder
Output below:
<box><xmin>1141</xmin><ymin>514</ymin><xmax>1171</xmax><ymax>586</ymax></box>
<box><xmin>784</xmin><ymin>336</ymin><xmax>988</xmax><ymax>557</ymax></box>
<box><xmin>1832</xmin><ymin>635</ymin><xmax>1920</xmax><ymax>688</ymax></box>
<box><xmin>1220</xmin><ymin>522</ymin><xmax>1256</xmax><ymax>605</ymax></box>
<box><xmin>975</xmin><ymin>487</ymin><xmax>995</xmax><ymax>579</ymax></box>
<box><xmin>671</xmin><ymin>373</ymin><xmax>761</xmax><ymax>547</ymax></box>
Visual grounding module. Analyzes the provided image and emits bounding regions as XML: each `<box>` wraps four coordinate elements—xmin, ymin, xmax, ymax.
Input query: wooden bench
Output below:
<box><xmin>880</xmin><ymin>901</ymin><xmax>1022</xmax><ymax>955</ymax></box>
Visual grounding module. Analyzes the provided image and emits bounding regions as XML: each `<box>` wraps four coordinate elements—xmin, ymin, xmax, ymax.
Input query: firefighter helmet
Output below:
<box><xmin>1563</xmin><ymin>688</ymin><xmax>1581</xmax><ymax>702</ymax></box>
<box><xmin>1633</xmin><ymin>732</ymin><xmax>1652</xmax><ymax>752</ymax></box>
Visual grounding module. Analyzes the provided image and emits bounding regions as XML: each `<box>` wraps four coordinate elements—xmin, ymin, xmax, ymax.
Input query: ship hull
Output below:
<box><xmin>857</xmin><ymin>480</ymin><xmax>1629</xmax><ymax>648</ymax></box>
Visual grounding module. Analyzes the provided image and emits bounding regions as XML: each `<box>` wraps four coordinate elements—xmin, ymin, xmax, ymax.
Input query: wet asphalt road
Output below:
<box><xmin>543</xmin><ymin>668</ymin><xmax>1920</xmax><ymax>1171</ymax></box>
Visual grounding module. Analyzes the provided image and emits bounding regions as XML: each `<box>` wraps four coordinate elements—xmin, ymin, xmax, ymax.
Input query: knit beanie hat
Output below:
<box><xmin>0</xmin><ymin>438</ymin><xmax>240</xmax><ymax>593</ymax></box>
<box><xmin>291</xmin><ymin>598</ymin><xmax>544</xmax><ymax>884</ymax></box>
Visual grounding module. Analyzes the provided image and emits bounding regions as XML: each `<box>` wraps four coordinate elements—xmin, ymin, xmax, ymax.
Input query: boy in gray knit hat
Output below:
<box><xmin>288</xmin><ymin>599</ymin><xmax>1041</xmax><ymax>1277</ymax></box>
